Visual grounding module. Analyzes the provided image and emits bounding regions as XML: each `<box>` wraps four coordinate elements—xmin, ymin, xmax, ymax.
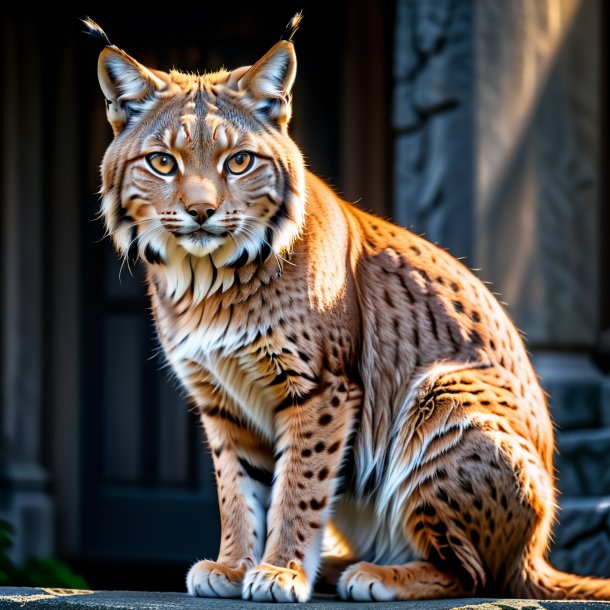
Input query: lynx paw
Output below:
<box><xmin>187</xmin><ymin>560</ymin><xmax>246</xmax><ymax>598</ymax></box>
<box><xmin>242</xmin><ymin>561</ymin><xmax>311</xmax><ymax>602</ymax></box>
<box><xmin>338</xmin><ymin>562</ymin><xmax>397</xmax><ymax>601</ymax></box>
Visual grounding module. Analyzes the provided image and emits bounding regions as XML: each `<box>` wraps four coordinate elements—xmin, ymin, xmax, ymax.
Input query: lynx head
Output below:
<box><xmin>91</xmin><ymin>18</ymin><xmax>305</xmax><ymax>300</ymax></box>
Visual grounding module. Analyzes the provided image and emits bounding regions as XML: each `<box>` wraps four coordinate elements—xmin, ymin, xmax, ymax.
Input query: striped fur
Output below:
<box><xmin>95</xmin><ymin>28</ymin><xmax>610</xmax><ymax>603</ymax></box>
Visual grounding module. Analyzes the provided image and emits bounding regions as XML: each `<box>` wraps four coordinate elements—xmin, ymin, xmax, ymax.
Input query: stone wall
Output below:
<box><xmin>476</xmin><ymin>0</ymin><xmax>600</xmax><ymax>347</ymax></box>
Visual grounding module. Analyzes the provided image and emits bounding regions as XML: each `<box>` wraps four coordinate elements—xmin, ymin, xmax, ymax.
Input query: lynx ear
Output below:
<box><xmin>98</xmin><ymin>47</ymin><xmax>167</xmax><ymax>136</ymax></box>
<box><xmin>233</xmin><ymin>40</ymin><xmax>296</xmax><ymax>128</ymax></box>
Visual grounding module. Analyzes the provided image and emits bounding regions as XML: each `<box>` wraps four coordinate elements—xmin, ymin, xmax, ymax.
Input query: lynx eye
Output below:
<box><xmin>146</xmin><ymin>153</ymin><xmax>178</xmax><ymax>176</ymax></box>
<box><xmin>225</xmin><ymin>152</ymin><xmax>255</xmax><ymax>176</ymax></box>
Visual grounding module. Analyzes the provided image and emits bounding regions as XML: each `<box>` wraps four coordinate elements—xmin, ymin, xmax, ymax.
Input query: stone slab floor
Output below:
<box><xmin>1</xmin><ymin>589</ymin><xmax>610</xmax><ymax>610</ymax></box>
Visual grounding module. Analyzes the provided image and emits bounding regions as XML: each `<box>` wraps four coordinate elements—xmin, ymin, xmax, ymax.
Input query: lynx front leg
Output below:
<box><xmin>188</xmin><ymin>400</ymin><xmax>273</xmax><ymax>598</ymax></box>
<box><xmin>243</xmin><ymin>378</ymin><xmax>362</xmax><ymax>602</ymax></box>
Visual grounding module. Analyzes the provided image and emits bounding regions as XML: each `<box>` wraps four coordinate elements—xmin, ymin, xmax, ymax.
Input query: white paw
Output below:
<box><xmin>338</xmin><ymin>562</ymin><xmax>397</xmax><ymax>601</ymax></box>
<box><xmin>242</xmin><ymin>561</ymin><xmax>311</xmax><ymax>602</ymax></box>
<box><xmin>186</xmin><ymin>560</ymin><xmax>245</xmax><ymax>598</ymax></box>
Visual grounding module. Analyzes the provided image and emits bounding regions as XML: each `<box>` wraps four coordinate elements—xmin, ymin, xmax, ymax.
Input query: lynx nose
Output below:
<box><xmin>186</xmin><ymin>202</ymin><xmax>216</xmax><ymax>224</ymax></box>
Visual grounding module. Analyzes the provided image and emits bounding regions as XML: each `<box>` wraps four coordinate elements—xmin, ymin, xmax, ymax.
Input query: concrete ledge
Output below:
<box><xmin>1</xmin><ymin>589</ymin><xmax>610</xmax><ymax>609</ymax></box>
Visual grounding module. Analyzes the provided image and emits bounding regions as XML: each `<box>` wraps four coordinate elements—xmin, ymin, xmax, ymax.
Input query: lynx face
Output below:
<box><xmin>98</xmin><ymin>39</ymin><xmax>305</xmax><ymax>281</ymax></box>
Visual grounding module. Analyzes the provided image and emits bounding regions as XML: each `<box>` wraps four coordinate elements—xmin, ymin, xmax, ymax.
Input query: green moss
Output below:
<box><xmin>0</xmin><ymin>519</ymin><xmax>88</xmax><ymax>589</ymax></box>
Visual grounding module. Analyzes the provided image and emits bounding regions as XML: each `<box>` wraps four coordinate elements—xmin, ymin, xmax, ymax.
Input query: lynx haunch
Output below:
<box><xmin>89</xmin><ymin>18</ymin><xmax>610</xmax><ymax>603</ymax></box>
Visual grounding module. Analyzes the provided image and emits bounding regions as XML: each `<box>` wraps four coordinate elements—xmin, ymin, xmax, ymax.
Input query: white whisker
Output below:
<box><xmin>238</xmin><ymin>216</ymin><xmax>297</xmax><ymax>267</ymax></box>
<box><xmin>118</xmin><ymin>224</ymin><xmax>167</xmax><ymax>282</ymax></box>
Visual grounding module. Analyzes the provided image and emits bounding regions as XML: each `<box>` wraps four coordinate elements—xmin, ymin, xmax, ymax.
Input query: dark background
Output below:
<box><xmin>1</xmin><ymin>0</ymin><xmax>608</xmax><ymax>594</ymax></box>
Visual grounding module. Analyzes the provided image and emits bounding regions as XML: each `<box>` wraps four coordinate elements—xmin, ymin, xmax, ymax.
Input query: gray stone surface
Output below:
<box><xmin>534</xmin><ymin>353</ymin><xmax>610</xmax><ymax>431</ymax></box>
<box><xmin>555</xmin><ymin>430</ymin><xmax>610</xmax><ymax>497</ymax></box>
<box><xmin>551</xmin><ymin>498</ymin><xmax>610</xmax><ymax>578</ymax></box>
<box><xmin>1</xmin><ymin>589</ymin><xmax>610</xmax><ymax>610</ymax></box>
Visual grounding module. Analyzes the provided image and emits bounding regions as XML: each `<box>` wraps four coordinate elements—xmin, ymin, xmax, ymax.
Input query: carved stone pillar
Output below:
<box><xmin>476</xmin><ymin>0</ymin><xmax>599</xmax><ymax>346</ymax></box>
<box><xmin>393</xmin><ymin>0</ymin><xmax>475</xmax><ymax>260</ymax></box>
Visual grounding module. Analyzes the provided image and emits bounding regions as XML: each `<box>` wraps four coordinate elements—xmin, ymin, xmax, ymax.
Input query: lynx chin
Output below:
<box><xmin>88</xmin><ymin>16</ymin><xmax>610</xmax><ymax>603</ymax></box>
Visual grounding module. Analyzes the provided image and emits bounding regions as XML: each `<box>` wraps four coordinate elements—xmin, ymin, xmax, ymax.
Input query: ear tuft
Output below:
<box><xmin>82</xmin><ymin>16</ymin><xmax>112</xmax><ymax>47</ymax></box>
<box><xmin>237</xmin><ymin>41</ymin><xmax>297</xmax><ymax>127</ymax></box>
<box><xmin>284</xmin><ymin>11</ymin><xmax>303</xmax><ymax>41</ymax></box>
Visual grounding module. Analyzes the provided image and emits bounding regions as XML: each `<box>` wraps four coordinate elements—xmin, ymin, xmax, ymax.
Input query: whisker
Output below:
<box><xmin>118</xmin><ymin>224</ymin><xmax>167</xmax><ymax>282</ymax></box>
<box><xmin>97</xmin><ymin>218</ymin><xmax>158</xmax><ymax>243</ymax></box>
<box><xmin>238</xmin><ymin>218</ymin><xmax>296</xmax><ymax>267</ymax></box>
<box><xmin>235</xmin><ymin>224</ymin><xmax>285</xmax><ymax>275</ymax></box>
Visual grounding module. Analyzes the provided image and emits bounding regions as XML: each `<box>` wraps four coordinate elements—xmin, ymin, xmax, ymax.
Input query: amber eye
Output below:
<box><xmin>225</xmin><ymin>152</ymin><xmax>255</xmax><ymax>176</ymax></box>
<box><xmin>146</xmin><ymin>153</ymin><xmax>178</xmax><ymax>176</ymax></box>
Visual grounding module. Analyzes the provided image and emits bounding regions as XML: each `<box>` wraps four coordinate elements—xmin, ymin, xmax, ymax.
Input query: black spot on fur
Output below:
<box><xmin>238</xmin><ymin>457</ymin><xmax>273</xmax><ymax>487</ymax></box>
<box><xmin>470</xmin><ymin>530</ymin><xmax>480</xmax><ymax>545</ymax></box>
<box><xmin>310</xmin><ymin>497</ymin><xmax>327</xmax><ymax>510</ymax></box>
<box><xmin>232</xmin><ymin>249</ymin><xmax>250</xmax><ymax>268</ymax></box>
<box><xmin>298</xmin><ymin>350</ymin><xmax>310</xmax><ymax>363</ymax></box>
<box><xmin>144</xmin><ymin>243</ymin><xmax>164</xmax><ymax>265</ymax></box>
<box><xmin>423</xmin><ymin>504</ymin><xmax>436</xmax><ymax>517</ymax></box>
<box><xmin>437</xmin><ymin>488</ymin><xmax>449</xmax><ymax>503</ymax></box>
<box><xmin>460</xmin><ymin>480</ymin><xmax>475</xmax><ymax>495</ymax></box>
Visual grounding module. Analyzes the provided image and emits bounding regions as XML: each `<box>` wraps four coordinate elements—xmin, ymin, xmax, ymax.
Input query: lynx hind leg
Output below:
<box><xmin>339</xmin><ymin>365</ymin><xmax>550</xmax><ymax>601</ymax></box>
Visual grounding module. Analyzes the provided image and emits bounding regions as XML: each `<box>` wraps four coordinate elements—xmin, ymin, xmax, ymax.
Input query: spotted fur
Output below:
<box><xmin>93</xmin><ymin>22</ymin><xmax>610</xmax><ymax>602</ymax></box>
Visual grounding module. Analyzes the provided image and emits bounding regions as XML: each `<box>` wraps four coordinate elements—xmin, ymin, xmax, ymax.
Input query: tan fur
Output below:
<box><xmin>94</xmin><ymin>29</ymin><xmax>610</xmax><ymax>602</ymax></box>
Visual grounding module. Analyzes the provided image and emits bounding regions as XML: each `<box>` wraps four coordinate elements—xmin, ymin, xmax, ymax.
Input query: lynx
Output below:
<box><xmin>89</xmin><ymin>17</ymin><xmax>610</xmax><ymax>603</ymax></box>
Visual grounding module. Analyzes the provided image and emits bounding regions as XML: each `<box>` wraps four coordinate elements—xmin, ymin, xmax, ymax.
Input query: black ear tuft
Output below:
<box><xmin>283</xmin><ymin>11</ymin><xmax>303</xmax><ymax>42</ymax></box>
<box><xmin>82</xmin><ymin>17</ymin><xmax>112</xmax><ymax>48</ymax></box>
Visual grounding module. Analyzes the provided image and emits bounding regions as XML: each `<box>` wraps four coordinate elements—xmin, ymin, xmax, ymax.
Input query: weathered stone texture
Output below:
<box><xmin>475</xmin><ymin>0</ymin><xmax>600</xmax><ymax>346</ymax></box>
<box><xmin>556</xmin><ymin>430</ymin><xmax>610</xmax><ymax>497</ymax></box>
<box><xmin>551</xmin><ymin>498</ymin><xmax>610</xmax><ymax>578</ymax></box>
<box><xmin>393</xmin><ymin>0</ymin><xmax>474</xmax><ymax>261</ymax></box>
<box><xmin>535</xmin><ymin>353</ymin><xmax>610</xmax><ymax>431</ymax></box>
